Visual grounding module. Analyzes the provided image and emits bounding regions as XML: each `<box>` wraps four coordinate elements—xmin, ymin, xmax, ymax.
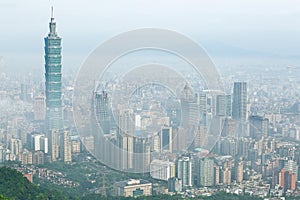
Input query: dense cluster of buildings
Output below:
<box><xmin>0</xmin><ymin>10</ymin><xmax>76</xmax><ymax>166</ymax></box>
<box><xmin>1</xmin><ymin>8</ymin><xmax>300</xmax><ymax>199</ymax></box>
<box><xmin>83</xmin><ymin>73</ymin><xmax>300</xmax><ymax>198</ymax></box>
<box><xmin>11</xmin><ymin>164</ymin><xmax>79</xmax><ymax>187</ymax></box>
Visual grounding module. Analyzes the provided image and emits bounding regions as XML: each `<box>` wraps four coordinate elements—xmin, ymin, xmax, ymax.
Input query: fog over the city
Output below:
<box><xmin>2</xmin><ymin>1</ymin><xmax>300</xmax><ymax>199</ymax></box>
<box><xmin>0</xmin><ymin>0</ymin><xmax>300</xmax><ymax>76</ymax></box>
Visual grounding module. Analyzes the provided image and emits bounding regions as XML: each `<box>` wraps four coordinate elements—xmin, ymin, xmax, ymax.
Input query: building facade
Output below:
<box><xmin>61</xmin><ymin>131</ymin><xmax>72</xmax><ymax>163</ymax></box>
<box><xmin>176</xmin><ymin>156</ymin><xmax>193</xmax><ymax>187</ymax></box>
<box><xmin>216</xmin><ymin>94</ymin><xmax>232</xmax><ymax>117</ymax></box>
<box><xmin>113</xmin><ymin>179</ymin><xmax>152</xmax><ymax>197</ymax></box>
<box><xmin>197</xmin><ymin>157</ymin><xmax>214</xmax><ymax>187</ymax></box>
<box><xmin>249</xmin><ymin>115</ymin><xmax>269</xmax><ymax>140</ymax></box>
<box><xmin>150</xmin><ymin>159</ymin><xmax>176</xmax><ymax>181</ymax></box>
<box><xmin>44</xmin><ymin>9</ymin><xmax>63</xmax><ymax>131</ymax></box>
<box><xmin>232</xmin><ymin>82</ymin><xmax>247</xmax><ymax>136</ymax></box>
<box><xmin>232</xmin><ymin>82</ymin><xmax>247</xmax><ymax>122</ymax></box>
<box><xmin>33</xmin><ymin>96</ymin><xmax>46</xmax><ymax>121</ymax></box>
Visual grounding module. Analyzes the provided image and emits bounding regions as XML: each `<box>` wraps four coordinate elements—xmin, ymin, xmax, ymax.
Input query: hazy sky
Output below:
<box><xmin>1</xmin><ymin>0</ymin><xmax>300</xmax><ymax>74</ymax></box>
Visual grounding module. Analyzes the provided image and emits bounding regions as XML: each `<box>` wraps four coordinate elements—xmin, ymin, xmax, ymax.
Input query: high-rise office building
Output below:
<box><xmin>44</xmin><ymin>7</ymin><xmax>63</xmax><ymax>131</ymax></box>
<box><xmin>219</xmin><ymin>137</ymin><xmax>238</xmax><ymax>157</ymax></box>
<box><xmin>71</xmin><ymin>140</ymin><xmax>81</xmax><ymax>154</ymax></box>
<box><xmin>284</xmin><ymin>159</ymin><xmax>298</xmax><ymax>179</ymax></box>
<box><xmin>20</xmin><ymin>84</ymin><xmax>32</xmax><ymax>102</ymax></box>
<box><xmin>168</xmin><ymin>177</ymin><xmax>183</xmax><ymax>193</ymax></box>
<box><xmin>222</xmin><ymin>168</ymin><xmax>231</xmax><ymax>185</ymax></box>
<box><xmin>118</xmin><ymin>134</ymin><xmax>134</xmax><ymax>171</ymax></box>
<box><xmin>33</xmin><ymin>96</ymin><xmax>46</xmax><ymax>121</ymax></box>
<box><xmin>9</xmin><ymin>138</ymin><xmax>22</xmax><ymax>156</ymax></box>
<box><xmin>150</xmin><ymin>159</ymin><xmax>176</xmax><ymax>181</ymax></box>
<box><xmin>249</xmin><ymin>115</ymin><xmax>269</xmax><ymax>140</ymax></box>
<box><xmin>232</xmin><ymin>82</ymin><xmax>247</xmax><ymax>136</ymax></box>
<box><xmin>33</xmin><ymin>151</ymin><xmax>45</xmax><ymax>165</ymax></box>
<box><xmin>180</xmin><ymin>85</ymin><xmax>199</xmax><ymax>148</ymax></box>
<box><xmin>232</xmin><ymin>82</ymin><xmax>247</xmax><ymax>121</ymax></box>
<box><xmin>49</xmin><ymin>129</ymin><xmax>59</xmax><ymax>162</ymax></box>
<box><xmin>160</xmin><ymin>126</ymin><xmax>172</xmax><ymax>153</ymax></box>
<box><xmin>61</xmin><ymin>131</ymin><xmax>72</xmax><ymax>163</ymax></box>
<box><xmin>133</xmin><ymin>137</ymin><xmax>151</xmax><ymax>173</ymax></box>
<box><xmin>20</xmin><ymin>150</ymin><xmax>33</xmax><ymax>165</ymax></box>
<box><xmin>95</xmin><ymin>91</ymin><xmax>111</xmax><ymax>134</ymax></box>
<box><xmin>221</xmin><ymin>117</ymin><xmax>236</xmax><ymax>137</ymax></box>
<box><xmin>193</xmin><ymin>125</ymin><xmax>208</xmax><ymax>148</ymax></box>
<box><xmin>198</xmin><ymin>92</ymin><xmax>207</xmax><ymax>126</ymax></box>
<box><xmin>115</xmin><ymin>109</ymin><xmax>135</xmax><ymax>171</ymax></box>
<box><xmin>116</xmin><ymin>109</ymin><xmax>135</xmax><ymax>136</ymax></box>
<box><xmin>197</xmin><ymin>157</ymin><xmax>214</xmax><ymax>187</ymax></box>
<box><xmin>214</xmin><ymin>165</ymin><xmax>220</xmax><ymax>185</ymax></box>
<box><xmin>171</xmin><ymin>127</ymin><xmax>190</xmax><ymax>153</ymax></box>
<box><xmin>181</xmin><ymin>85</ymin><xmax>199</xmax><ymax>129</ymax></box>
<box><xmin>176</xmin><ymin>156</ymin><xmax>193</xmax><ymax>187</ymax></box>
<box><xmin>40</xmin><ymin>136</ymin><xmax>48</xmax><ymax>154</ymax></box>
<box><xmin>279</xmin><ymin>169</ymin><xmax>296</xmax><ymax>191</ymax></box>
<box><xmin>235</xmin><ymin>161</ymin><xmax>244</xmax><ymax>183</ymax></box>
<box><xmin>32</xmin><ymin>134</ymin><xmax>43</xmax><ymax>151</ymax></box>
<box><xmin>152</xmin><ymin>133</ymin><xmax>160</xmax><ymax>152</ymax></box>
<box><xmin>216</xmin><ymin>94</ymin><xmax>232</xmax><ymax>117</ymax></box>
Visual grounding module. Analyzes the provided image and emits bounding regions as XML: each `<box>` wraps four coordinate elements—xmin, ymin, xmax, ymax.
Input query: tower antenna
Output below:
<box><xmin>51</xmin><ymin>6</ymin><xmax>54</xmax><ymax>19</ymax></box>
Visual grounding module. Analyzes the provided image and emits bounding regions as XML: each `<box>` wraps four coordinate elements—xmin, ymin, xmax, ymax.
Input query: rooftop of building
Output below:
<box><xmin>114</xmin><ymin>179</ymin><xmax>151</xmax><ymax>187</ymax></box>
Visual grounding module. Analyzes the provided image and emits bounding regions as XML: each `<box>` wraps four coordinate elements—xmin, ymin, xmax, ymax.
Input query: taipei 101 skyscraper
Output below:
<box><xmin>44</xmin><ymin>7</ymin><xmax>63</xmax><ymax>131</ymax></box>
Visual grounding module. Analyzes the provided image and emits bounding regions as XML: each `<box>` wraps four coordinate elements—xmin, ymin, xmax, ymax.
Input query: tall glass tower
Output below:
<box><xmin>232</xmin><ymin>82</ymin><xmax>247</xmax><ymax>121</ymax></box>
<box><xmin>232</xmin><ymin>82</ymin><xmax>247</xmax><ymax>137</ymax></box>
<box><xmin>44</xmin><ymin>7</ymin><xmax>63</xmax><ymax>131</ymax></box>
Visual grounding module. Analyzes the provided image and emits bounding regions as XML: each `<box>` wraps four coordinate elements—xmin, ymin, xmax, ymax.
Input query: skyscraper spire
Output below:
<box><xmin>51</xmin><ymin>6</ymin><xmax>54</xmax><ymax>20</ymax></box>
<box><xmin>44</xmin><ymin>6</ymin><xmax>63</xmax><ymax>134</ymax></box>
<box><xmin>49</xmin><ymin>6</ymin><xmax>56</xmax><ymax>36</ymax></box>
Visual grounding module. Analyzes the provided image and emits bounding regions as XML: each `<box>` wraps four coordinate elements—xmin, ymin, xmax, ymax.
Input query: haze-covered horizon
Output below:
<box><xmin>1</xmin><ymin>0</ymin><xmax>300</xmax><ymax>76</ymax></box>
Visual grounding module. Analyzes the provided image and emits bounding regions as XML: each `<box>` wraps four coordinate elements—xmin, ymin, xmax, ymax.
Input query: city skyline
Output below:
<box><xmin>1</xmin><ymin>2</ymin><xmax>300</xmax><ymax>200</ymax></box>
